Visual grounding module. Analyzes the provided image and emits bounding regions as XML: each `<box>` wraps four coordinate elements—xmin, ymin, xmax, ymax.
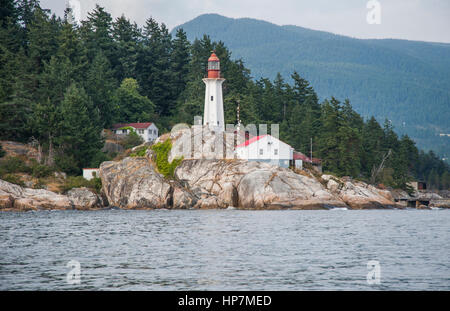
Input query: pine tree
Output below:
<box><xmin>0</xmin><ymin>0</ymin><xmax>18</xmax><ymax>27</ymax></box>
<box><xmin>0</xmin><ymin>142</ymin><xmax>5</xmax><ymax>157</ymax></box>
<box><xmin>27</xmin><ymin>7</ymin><xmax>60</xmax><ymax>74</ymax></box>
<box><xmin>113</xmin><ymin>78</ymin><xmax>155</xmax><ymax>123</ymax></box>
<box><xmin>112</xmin><ymin>15</ymin><xmax>141</xmax><ymax>81</ymax></box>
<box><xmin>80</xmin><ymin>5</ymin><xmax>116</xmax><ymax>65</ymax></box>
<box><xmin>171</xmin><ymin>28</ymin><xmax>191</xmax><ymax>100</ymax></box>
<box><xmin>57</xmin><ymin>83</ymin><xmax>103</xmax><ymax>173</ymax></box>
<box><xmin>84</xmin><ymin>52</ymin><xmax>117</xmax><ymax>127</ymax></box>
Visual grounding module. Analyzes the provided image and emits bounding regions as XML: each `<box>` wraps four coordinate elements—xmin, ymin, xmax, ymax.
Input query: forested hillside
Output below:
<box><xmin>174</xmin><ymin>14</ymin><xmax>450</xmax><ymax>159</ymax></box>
<box><xmin>0</xmin><ymin>1</ymin><xmax>449</xmax><ymax>190</ymax></box>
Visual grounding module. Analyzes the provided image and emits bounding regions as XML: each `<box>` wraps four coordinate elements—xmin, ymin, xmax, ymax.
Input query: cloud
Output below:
<box><xmin>40</xmin><ymin>0</ymin><xmax>450</xmax><ymax>43</ymax></box>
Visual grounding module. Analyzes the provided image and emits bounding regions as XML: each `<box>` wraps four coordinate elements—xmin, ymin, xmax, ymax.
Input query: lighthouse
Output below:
<box><xmin>203</xmin><ymin>52</ymin><xmax>225</xmax><ymax>132</ymax></box>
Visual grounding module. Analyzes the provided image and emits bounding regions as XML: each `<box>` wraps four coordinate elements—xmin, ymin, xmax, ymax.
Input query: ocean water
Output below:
<box><xmin>0</xmin><ymin>209</ymin><xmax>449</xmax><ymax>290</ymax></box>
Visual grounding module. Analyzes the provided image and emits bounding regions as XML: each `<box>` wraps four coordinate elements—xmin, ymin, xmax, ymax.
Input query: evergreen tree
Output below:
<box><xmin>0</xmin><ymin>0</ymin><xmax>18</xmax><ymax>26</ymax></box>
<box><xmin>27</xmin><ymin>7</ymin><xmax>60</xmax><ymax>74</ymax></box>
<box><xmin>80</xmin><ymin>5</ymin><xmax>116</xmax><ymax>65</ymax></box>
<box><xmin>112</xmin><ymin>15</ymin><xmax>141</xmax><ymax>81</ymax></box>
<box><xmin>171</xmin><ymin>28</ymin><xmax>191</xmax><ymax>100</ymax></box>
<box><xmin>56</xmin><ymin>83</ymin><xmax>103</xmax><ymax>173</ymax></box>
<box><xmin>0</xmin><ymin>142</ymin><xmax>5</xmax><ymax>157</ymax></box>
<box><xmin>84</xmin><ymin>52</ymin><xmax>117</xmax><ymax>127</ymax></box>
<box><xmin>113</xmin><ymin>78</ymin><xmax>155</xmax><ymax>123</ymax></box>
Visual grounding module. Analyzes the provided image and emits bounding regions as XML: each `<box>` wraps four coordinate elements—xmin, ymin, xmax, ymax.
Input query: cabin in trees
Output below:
<box><xmin>235</xmin><ymin>135</ymin><xmax>294</xmax><ymax>168</ymax></box>
<box><xmin>293</xmin><ymin>151</ymin><xmax>322</xmax><ymax>172</ymax></box>
<box><xmin>111</xmin><ymin>122</ymin><xmax>159</xmax><ymax>142</ymax></box>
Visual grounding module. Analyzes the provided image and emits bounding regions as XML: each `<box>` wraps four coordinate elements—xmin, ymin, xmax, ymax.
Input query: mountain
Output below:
<box><xmin>173</xmin><ymin>14</ymin><xmax>450</xmax><ymax>159</ymax></box>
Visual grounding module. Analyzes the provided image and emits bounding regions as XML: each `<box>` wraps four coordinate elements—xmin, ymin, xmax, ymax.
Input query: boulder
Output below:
<box><xmin>0</xmin><ymin>179</ymin><xmax>73</xmax><ymax>211</ymax></box>
<box><xmin>176</xmin><ymin>159</ymin><xmax>346</xmax><ymax>210</ymax></box>
<box><xmin>322</xmin><ymin>175</ymin><xmax>397</xmax><ymax>209</ymax></box>
<box><xmin>102</xmin><ymin>140</ymin><xmax>124</xmax><ymax>154</ymax></box>
<box><xmin>429</xmin><ymin>199</ymin><xmax>450</xmax><ymax>208</ymax></box>
<box><xmin>67</xmin><ymin>187</ymin><xmax>103</xmax><ymax>210</ymax></box>
<box><xmin>99</xmin><ymin>157</ymin><xmax>195</xmax><ymax>209</ymax></box>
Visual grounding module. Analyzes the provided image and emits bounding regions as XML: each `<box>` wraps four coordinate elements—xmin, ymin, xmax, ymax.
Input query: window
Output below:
<box><xmin>138</xmin><ymin>129</ymin><xmax>144</xmax><ymax>134</ymax></box>
<box><xmin>274</xmin><ymin>149</ymin><xmax>278</xmax><ymax>155</ymax></box>
<box><xmin>259</xmin><ymin>149</ymin><xmax>264</xmax><ymax>156</ymax></box>
<box><xmin>211</xmin><ymin>96</ymin><xmax>214</xmax><ymax>101</ymax></box>
<box><xmin>122</xmin><ymin>129</ymin><xmax>127</xmax><ymax>134</ymax></box>
<box><xmin>208</xmin><ymin>61</ymin><xmax>220</xmax><ymax>70</ymax></box>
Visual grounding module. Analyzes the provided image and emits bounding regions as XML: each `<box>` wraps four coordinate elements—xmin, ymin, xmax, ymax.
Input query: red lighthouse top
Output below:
<box><xmin>207</xmin><ymin>52</ymin><xmax>220</xmax><ymax>78</ymax></box>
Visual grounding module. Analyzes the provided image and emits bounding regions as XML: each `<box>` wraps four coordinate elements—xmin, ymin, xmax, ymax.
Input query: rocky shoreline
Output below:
<box><xmin>2</xmin><ymin>156</ymin><xmax>448</xmax><ymax>212</ymax></box>
<box><xmin>1</xmin><ymin>128</ymin><xmax>449</xmax><ymax>212</ymax></box>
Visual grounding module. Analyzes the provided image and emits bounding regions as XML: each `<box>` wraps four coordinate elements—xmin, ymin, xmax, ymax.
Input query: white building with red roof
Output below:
<box><xmin>111</xmin><ymin>122</ymin><xmax>159</xmax><ymax>142</ymax></box>
<box><xmin>235</xmin><ymin>134</ymin><xmax>294</xmax><ymax>168</ymax></box>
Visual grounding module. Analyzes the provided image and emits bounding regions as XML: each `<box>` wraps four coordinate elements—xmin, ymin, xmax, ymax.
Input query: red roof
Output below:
<box><xmin>112</xmin><ymin>123</ymin><xmax>153</xmax><ymax>130</ymax></box>
<box><xmin>235</xmin><ymin>135</ymin><xmax>267</xmax><ymax>148</ymax></box>
<box><xmin>208</xmin><ymin>52</ymin><xmax>219</xmax><ymax>62</ymax></box>
<box><xmin>293</xmin><ymin>151</ymin><xmax>321</xmax><ymax>164</ymax></box>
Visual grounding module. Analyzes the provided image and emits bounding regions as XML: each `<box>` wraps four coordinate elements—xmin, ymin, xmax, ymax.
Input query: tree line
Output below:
<box><xmin>0</xmin><ymin>1</ymin><xmax>448</xmax><ymax>189</ymax></box>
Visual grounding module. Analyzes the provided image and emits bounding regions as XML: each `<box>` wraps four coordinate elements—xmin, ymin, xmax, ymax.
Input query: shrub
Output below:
<box><xmin>120</xmin><ymin>128</ymin><xmax>144</xmax><ymax>149</ymax></box>
<box><xmin>61</xmin><ymin>176</ymin><xmax>102</xmax><ymax>193</ymax></box>
<box><xmin>31</xmin><ymin>163</ymin><xmax>54</xmax><ymax>178</ymax></box>
<box><xmin>130</xmin><ymin>145</ymin><xmax>148</xmax><ymax>157</ymax></box>
<box><xmin>151</xmin><ymin>139</ymin><xmax>183</xmax><ymax>178</ymax></box>
<box><xmin>55</xmin><ymin>154</ymin><xmax>80</xmax><ymax>175</ymax></box>
<box><xmin>0</xmin><ymin>157</ymin><xmax>31</xmax><ymax>174</ymax></box>
<box><xmin>2</xmin><ymin>174</ymin><xmax>25</xmax><ymax>187</ymax></box>
<box><xmin>90</xmin><ymin>150</ymin><xmax>112</xmax><ymax>168</ymax></box>
<box><xmin>33</xmin><ymin>179</ymin><xmax>47</xmax><ymax>189</ymax></box>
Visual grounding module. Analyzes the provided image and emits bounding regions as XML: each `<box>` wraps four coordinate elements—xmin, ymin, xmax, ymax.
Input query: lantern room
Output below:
<box><xmin>207</xmin><ymin>52</ymin><xmax>220</xmax><ymax>78</ymax></box>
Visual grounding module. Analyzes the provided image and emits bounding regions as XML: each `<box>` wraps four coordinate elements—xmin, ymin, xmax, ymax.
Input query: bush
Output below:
<box><xmin>90</xmin><ymin>150</ymin><xmax>112</xmax><ymax>168</ymax></box>
<box><xmin>0</xmin><ymin>157</ymin><xmax>31</xmax><ymax>174</ymax></box>
<box><xmin>55</xmin><ymin>154</ymin><xmax>80</xmax><ymax>175</ymax></box>
<box><xmin>121</xmin><ymin>130</ymin><xmax>144</xmax><ymax>149</ymax></box>
<box><xmin>31</xmin><ymin>163</ymin><xmax>54</xmax><ymax>178</ymax></box>
<box><xmin>2</xmin><ymin>174</ymin><xmax>25</xmax><ymax>187</ymax></box>
<box><xmin>151</xmin><ymin>139</ymin><xmax>183</xmax><ymax>178</ymax></box>
<box><xmin>130</xmin><ymin>145</ymin><xmax>148</xmax><ymax>157</ymax></box>
<box><xmin>61</xmin><ymin>176</ymin><xmax>102</xmax><ymax>193</ymax></box>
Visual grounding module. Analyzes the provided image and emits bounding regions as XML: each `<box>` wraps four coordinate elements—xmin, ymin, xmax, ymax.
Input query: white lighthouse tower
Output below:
<box><xmin>203</xmin><ymin>52</ymin><xmax>225</xmax><ymax>132</ymax></box>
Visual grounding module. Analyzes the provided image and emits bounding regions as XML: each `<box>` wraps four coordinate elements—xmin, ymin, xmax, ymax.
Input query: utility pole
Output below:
<box><xmin>236</xmin><ymin>100</ymin><xmax>241</xmax><ymax>133</ymax></box>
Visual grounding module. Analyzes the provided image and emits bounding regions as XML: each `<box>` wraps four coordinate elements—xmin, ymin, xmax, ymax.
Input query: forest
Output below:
<box><xmin>175</xmin><ymin>14</ymin><xmax>450</xmax><ymax>159</ymax></box>
<box><xmin>0</xmin><ymin>1</ymin><xmax>449</xmax><ymax>190</ymax></box>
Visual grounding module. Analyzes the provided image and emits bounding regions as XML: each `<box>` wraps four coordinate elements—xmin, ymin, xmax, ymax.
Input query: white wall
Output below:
<box><xmin>114</xmin><ymin>124</ymin><xmax>159</xmax><ymax>142</ymax></box>
<box><xmin>236</xmin><ymin>135</ymin><xmax>293</xmax><ymax>161</ymax></box>
<box><xmin>203</xmin><ymin>78</ymin><xmax>225</xmax><ymax>132</ymax></box>
<box><xmin>83</xmin><ymin>169</ymin><xmax>99</xmax><ymax>181</ymax></box>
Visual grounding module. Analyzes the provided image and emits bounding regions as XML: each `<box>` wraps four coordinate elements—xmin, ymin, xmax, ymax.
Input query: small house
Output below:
<box><xmin>112</xmin><ymin>122</ymin><xmax>159</xmax><ymax>142</ymax></box>
<box><xmin>83</xmin><ymin>168</ymin><xmax>99</xmax><ymax>181</ymax></box>
<box><xmin>407</xmin><ymin>181</ymin><xmax>427</xmax><ymax>191</ymax></box>
<box><xmin>235</xmin><ymin>135</ymin><xmax>294</xmax><ymax>168</ymax></box>
<box><xmin>293</xmin><ymin>151</ymin><xmax>322</xmax><ymax>172</ymax></box>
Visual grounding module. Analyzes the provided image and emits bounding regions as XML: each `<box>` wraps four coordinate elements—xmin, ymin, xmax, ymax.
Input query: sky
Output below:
<box><xmin>40</xmin><ymin>0</ymin><xmax>450</xmax><ymax>43</ymax></box>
